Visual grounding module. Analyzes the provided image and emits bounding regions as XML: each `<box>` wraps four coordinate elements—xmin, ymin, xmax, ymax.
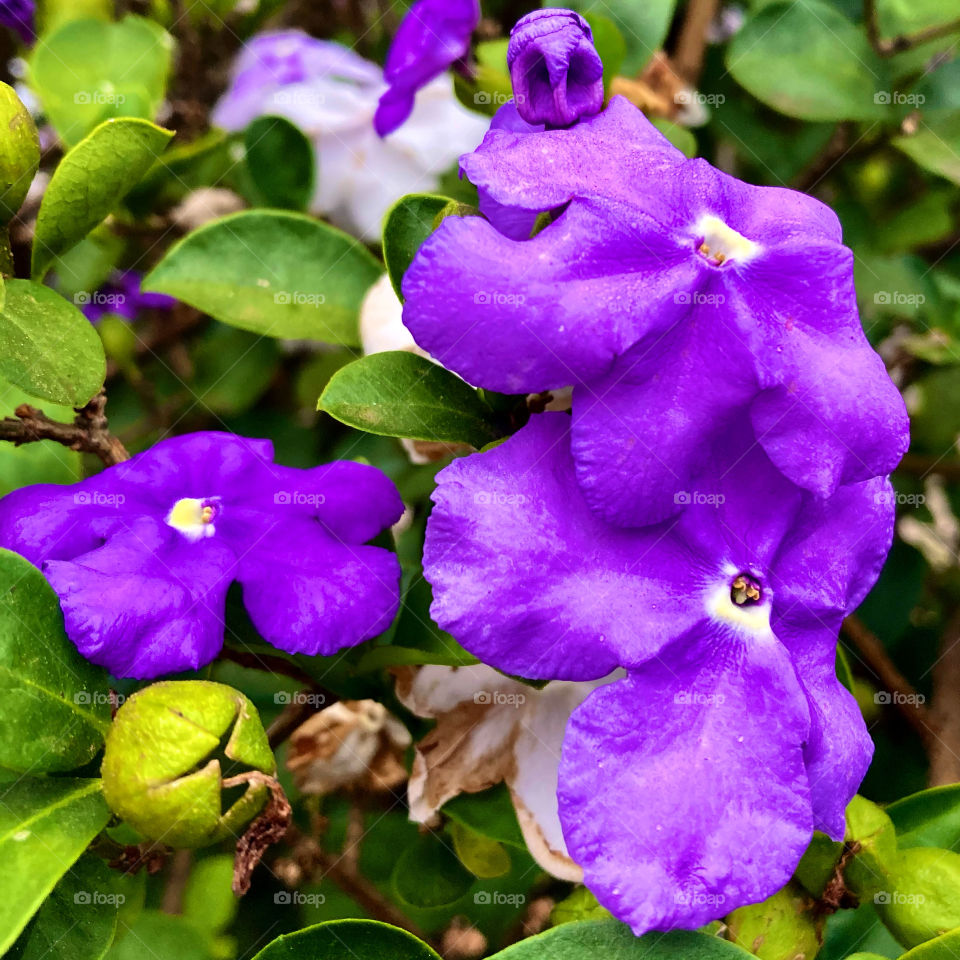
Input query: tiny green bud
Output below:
<box><xmin>794</xmin><ymin>831</ymin><xmax>843</xmax><ymax>898</ymax></box>
<box><xmin>0</xmin><ymin>82</ymin><xmax>39</xmax><ymax>224</ymax></box>
<box><xmin>102</xmin><ymin>680</ymin><xmax>276</xmax><ymax>848</ymax></box>
<box><xmin>725</xmin><ymin>882</ymin><xmax>820</xmax><ymax>960</ymax></box>
<box><xmin>549</xmin><ymin>886</ymin><xmax>611</xmax><ymax>927</ymax></box>
<box><xmin>873</xmin><ymin>847</ymin><xmax>960</xmax><ymax>949</ymax></box>
<box><xmin>844</xmin><ymin>795</ymin><xmax>898</xmax><ymax>898</ymax></box>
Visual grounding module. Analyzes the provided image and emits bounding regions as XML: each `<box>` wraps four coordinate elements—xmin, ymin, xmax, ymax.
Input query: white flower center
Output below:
<box><xmin>694</xmin><ymin>214</ymin><xmax>760</xmax><ymax>266</ymax></box>
<box><xmin>166</xmin><ymin>497</ymin><xmax>218</xmax><ymax>541</ymax></box>
<box><xmin>704</xmin><ymin>565</ymin><xmax>771</xmax><ymax>636</ymax></box>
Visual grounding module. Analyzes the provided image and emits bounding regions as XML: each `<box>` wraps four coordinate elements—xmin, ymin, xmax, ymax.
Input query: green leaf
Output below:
<box><xmin>382</xmin><ymin>194</ymin><xmax>451</xmax><ymax>299</ymax></box>
<box><xmin>490</xmin><ymin>920</ymin><xmax>755</xmax><ymax>957</ymax></box>
<box><xmin>251</xmin><ymin>920</ymin><xmax>441</xmax><ymax>960</ymax></box>
<box><xmin>0</xmin><ymin>548</ymin><xmax>110</xmax><ymax>772</ymax></box>
<box><xmin>182</xmin><ymin>855</ymin><xmax>237</xmax><ymax>936</ymax></box>
<box><xmin>243</xmin><ymin>116</ymin><xmax>315</xmax><ymax>211</ymax></box>
<box><xmin>650</xmin><ymin>119</ymin><xmax>697</xmax><ymax>158</ymax></box>
<box><xmin>443</xmin><ymin>784</ymin><xmax>527</xmax><ymax>850</ymax></box>
<box><xmin>0</xmin><ymin>83</ymin><xmax>40</xmax><ymax>224</ymax></box>
<box><xmin>143</xmin><ymin>211</ymin><xmax>380</xmax><ymax>345</ymax></box>
<box><xmin>0</xmin><ymin>778</ymin><xmax>111</xmax><ymax>955</ymax></box>
<box><xmin>319</xmin><ymin>351</ymin><xmax>503</xmax><ymax>447</ymax></box>
<box><xmin>449</xmin><ymin>820</ymin><xmax>511</xmax><ymax>878</ymax></box>
<box><xmin>0</xmin><ymin>279</ymin><xmax>106</xmax><ymax>406</ymax></box>
<box><xmin>888</xmin><ymin>784</ymin><xmax>960</xmax><ymax>850</ymax></box>
<box><xmin>900</xmin><ymin>926</ymin><xmax>960</xmax><ymax>959</ymax></box>
<box><xmin>727</xmin><ymin>0</ymin><xmax>887</xmax><ymax>121</ymax></box>
<box><xmin>8</xmin><ymin>854</ymin><xmax>123</xmax><ymax>960</ymax></box>
<box><xmin>549</xmin><ymin>0</ymin><xmax>676</xmax><ymax>74</ymax></box>
<box><xmin>391</xmin><ymin>832</ymin><xmax>475</xmax><ymax>910</ymax></box>
<box><xmin>894</xmin><ymin>115</ymin><xmax>960</xmax><ymax>185</ymax></box>
<box><xmin>583</xmin><ymin>14</ymin><xmax>626</xmax><ymax>94</ymax></box>
<box><xmin>32</xmin><ymin>118</ymin><xmax>174</xmax><ymax>280</ymax></box>
<box><xmin>29</xmin><ymin>16</ymin><xmax>174</xmax><ymax>147</ymax></box>
<box><xmin>550</xmin><ymin>887</ymin><xmax>611</xmax><ymax>927</ymax></box>
<box><xmin>104</xmin><ymin>911</ymin><xmax>212</xmax><ymax>960</ymax></box>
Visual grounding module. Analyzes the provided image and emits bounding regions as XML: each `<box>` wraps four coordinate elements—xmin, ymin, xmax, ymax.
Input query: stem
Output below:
<box><xmin>673</xmin><ymin>0</ymin><xmax>720</xmax><ymax>84</ymax></box>
<box><xmin>864</xmin><ymin>0</ymin><xmax>960</xmax><ymax>56</ymax></box>
<box><xmin>0</xmin><ymin>390</ymin><xmax>129</xmax><ymax>466</ymax></box>
<box><xmin>927</xmin><ymin>610</ymin><xmax>960</xmax><ymax>785</ymax></box>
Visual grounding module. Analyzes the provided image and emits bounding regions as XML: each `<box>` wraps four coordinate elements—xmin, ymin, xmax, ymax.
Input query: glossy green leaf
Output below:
<box><xmin>0</xmin><ymin>778</ymin><xmax>111</xmax><ymax>955</ymax></box>
<box><xmin>443</xmin><ymin>784</ymin><xmax>527</xmax><ymax>850</ymax></box>
<box><xmin>29</xmin><ymin>16</ymin><xmax>173</xmax><ymax>147</ymax></box>
<box><xmin>491</xmin><ymin>919</ymin><xmax>755</xmax><ymax>957</ymax></box>
<box><xmin>382</xmin><ymin>194</ymin><xmax>451</xmax><ymax>299</ymax></box>
<box><xmin>900</xmin><ymin>926</ymin><xmax>960</xmax><ymax>959</ymax></box>
<box><xmin>549</xmin><ymin>0</ymin><xmax>675</xmax><ymax>73</ymax></box>
<box><xmin>391</xmin><ymin>832</ymin><xmax>475</xmax><ymax>910</ymax></box>
<box><xmin>449</xmin><ymin>820</ymin><xmax>511</xmax><ymax>878</ymax></box>
<box><xmin>0</xmin><ymin>280</ymin><xmax>105</xmax><ymax>407</ymax></box>
<box><xmin>243</xmin><ymin>115</ymin><xmax>314</xmax><ymax>211</ymax></box>
<box><xmin>32</xmin><ymin>118</ymin><xmax>174</xmax><ymax>279</ymax></box>
<box><xmin>0</xmin><ymin>83</ymin><xmax>40</xmax><ymax>224</ymax></box>
<box><xmin>728</xmin><ymin>0</ymin><xmax>887</xmax><ymax>121</ymax></box>
<box><xmin>143</xmin><ymin>211</ymin><xmax>380</xmax><ymax>344</ymax></box>
<box><xmin>251</xmin><ymin>920</ymin><xmax>441</xmax><ymax>960</ymax></box>
<box><xmin>888</xmin><ymin>784</ymin><xmax>960</xmax><ymax>850</ymax></box>
<box><xmin>8</xmin><ymin>854</ymin><xmax>123</xmax><ymax>960</ymax></box>
<box><xmin>319</xmin><ymin>351</ymin><xmax>502</xmax><ymax>447</ymax></box>
<box><xmin>0</xmin><ymin>548</ymin><xmax>110</xmax><ymax>772</ymax></box>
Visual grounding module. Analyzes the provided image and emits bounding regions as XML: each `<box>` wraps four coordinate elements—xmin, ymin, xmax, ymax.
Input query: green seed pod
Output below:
<box><xmin>844</xmin><ymin>795</ymin><xmax>898</xmax><ymax>898</ymax></box>
<box><xmin>102</xmin><ymin>680</ymin><xmax>276</xmax><ymax>848</ymax></box>
<box><xmin>725</xmin><ymin>882</ymin><xmax>820</xmax><ymax>960</ymax></box>
<box><xmin>0</xmin><ymin>82</ymin><xmax>39</xmax><ymax>223</ymax></box>
<box><xmin>874</xmin><ymin>847</ymin><xmax>960</xmax><ymax>949</ymax></box>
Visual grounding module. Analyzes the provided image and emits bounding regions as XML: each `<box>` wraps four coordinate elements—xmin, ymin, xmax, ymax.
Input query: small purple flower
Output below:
<box><xmin>507</xmin><ymin>9</ymin><xmax>604</xmax><ymax>128</ymax></box>
<box><xmin>0</xmin><ymin>0</ymin><xmax>34</xmax><ymax>45</ymax></box>
<box><xmin>374</xmin><ymin>0</ymin><xmax>479</xmax><ymax>137</ymax></box>
<box><xmin>423</xmin><ymin>412</ymin><xmax>893</xmax><ymax>933</ymax></box>
<box><xmin>402</xmin><ymin>96</ymin><xmax>908</xmax><ymax>525</ymax></box>
<box><xmin>81</xmin><ymin>271</ymin><xmax>176</xmax><ymax>324</ymax></box>
<box><xmin>0</xmin><ymin>433</ymin><xmax>403</xmax><ymax>678</ymax></box>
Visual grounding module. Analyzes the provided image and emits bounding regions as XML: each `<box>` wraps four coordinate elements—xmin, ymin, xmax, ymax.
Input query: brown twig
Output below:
<box><xmin>161</xmin><ymin>849</ymin><xmax>193</xmax><ymax>914</ymax></box>
<box><xmin>928</xmin><ymin>610</ymin><xmax>960</xmax><ymax>785</ymax></box>
<box><xmin>791</xmin><ymin>123</ymin><xmax>853</xmax><ymax>193</ymax></box>
<box><xmin>865</xmin><ymin>0</ymin><xmax>960</xmax><ymax>56</ymax></box>
<box><xmin>673</xmin><ymin>0</ymin><xmax>720</xmax><ymax>84</ymax></box>
<box><xmin>842</xmin><ymin>615</ymin><xmax>935</xmax><ymax>748</ymax></box>
<box><xmin>0</xmin><ymin>390</ymin><xmax>129</xmax><ymax>466</ymax></box>
<box><xmin>227</xmin><ymin>772</ymin><xmax>292</xmax><ymax>896</ymax></box>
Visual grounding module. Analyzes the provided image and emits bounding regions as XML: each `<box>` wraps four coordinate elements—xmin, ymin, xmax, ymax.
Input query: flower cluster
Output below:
<box><xmin>405</xmin><ymin>8</ymin><xmax>909</xmax><ymax>936</ymax></box>
<box><xmin>212</xmin><ymin>30</ymin><xmax>487</xmax><ymax>241</ymax></box>
<box><xmin>0</xmin><ymin>433</ymin><xmax>403</xmax><ymax>678</ymax></box>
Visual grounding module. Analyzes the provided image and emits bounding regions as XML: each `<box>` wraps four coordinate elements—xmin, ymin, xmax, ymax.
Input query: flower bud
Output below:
<box><xmin>725</xmin><ymin>883</ymin><xmax>820</xmax><ymax>960</ymax></box>
<box><xmin>873</xmin><ymin>847</ymin><xmax>960</xmax><ymax>949</ymax></box>
<box><xmin>0</xmin><ymin>81</ymin><xmax>39</xmax><ymax>223</ymax></box>
<box><xmin>843</xmin><ymin>795</ymin><xmax>898</xmax><ymax>898</ymax></box>
<box><xmin>101</xmin><ymin>681</ymin><xmax>276</xmax><ymax>848</ymax></box>
<box><xmin>507</xmin><ymin>9</ymin><xmax>604</xmax><ymax>128</ymax></box>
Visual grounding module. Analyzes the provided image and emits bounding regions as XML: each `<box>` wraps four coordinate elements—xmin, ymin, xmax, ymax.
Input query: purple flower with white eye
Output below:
<box><xmin>423</xmin><ymin>412</ymin><xmax>893</xmax><ymax>933</ymax></box>
<box><xmin>0</xmin><ymin>0</ymin><xmax>34</xmax><ymax>44</ymax></box>
<box><xmin>374</xmin><ymin>0</ymin><xmax>479</xmax><ymax>136</ymax></box>
<box><xmin>0</xmin><ymin>433</ymin><xmax>403</xmax><ymax>679</ymax></box>
<box><xmin>81</xmin><ymin>271</ymin><xmax>176</xmax><ymax>324</ymax></box>
<box><xmin>402</xmin><ymin>95</ymin><xmax>909</xmax><ymax>526</ymax></box>
<box><xmin>507</xmin><ymin>9</ymin><xmax>604</xmax><ymax>128</ymax></box>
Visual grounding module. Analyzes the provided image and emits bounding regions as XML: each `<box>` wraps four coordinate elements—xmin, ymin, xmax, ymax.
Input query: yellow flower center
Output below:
<box><xmin>166</xmin><ymin>497</ymin><xmax>218</xmax><ymax>541</ymax></box>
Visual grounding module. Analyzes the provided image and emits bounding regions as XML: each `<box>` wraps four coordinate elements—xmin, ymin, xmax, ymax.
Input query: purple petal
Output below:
<box><xmin>558</xmin><ymin>632</ymin><xmax>813</xmax><ymax>933</ymax></box>
<box><xmin>423</xmin><ymin>412</ymin><xmax>701</xmax><ymax>680</ymax></box>
<box><xmin>235</xmin><ymin>519</ymin><xmax>401</xmax><ymax>656</ymax></box>
<box><xmin>44</xmin><ymin>518</ymin><xmax>235</xmax><ymax>679</ymax></box>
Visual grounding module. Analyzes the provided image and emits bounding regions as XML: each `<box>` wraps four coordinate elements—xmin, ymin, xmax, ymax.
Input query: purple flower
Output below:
<box><xmin>0</xmin><ymin>433</ymin><xmax>403</xmax><ymax>678</ymax></box>
<box><xmin>0</xmin><ymin>0</ymin><xmax>34</xmax><ymax>45</ymax></box>
<box><xmin>374</xmin><ymin>0</ymin><xmax>479</xmax><ymax>137</ymax></box>
<box><xmin>507</xmin><ymin>9</ymin><xmax>604</xmax><ymax>128</ymax></box>
<box><xmin>423</xmin><ymin>412</ymin><xmax>893</xmax><ymax>932</ymax></box>
<box><xmin>402</xmin><ymin>96</ymin><xmax>908</xmax><ymax>526</ymax></box>
<box><xmin>81</xmin><ymin>271</ymin><xmax>176</xmax><ymax>324</ymax></box>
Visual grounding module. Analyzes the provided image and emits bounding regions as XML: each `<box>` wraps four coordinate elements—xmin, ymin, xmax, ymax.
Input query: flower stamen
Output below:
<box><xmin>694</xmin><ymin>214</ymin><xmax>760</xmax><ymax>267</ymax></box>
